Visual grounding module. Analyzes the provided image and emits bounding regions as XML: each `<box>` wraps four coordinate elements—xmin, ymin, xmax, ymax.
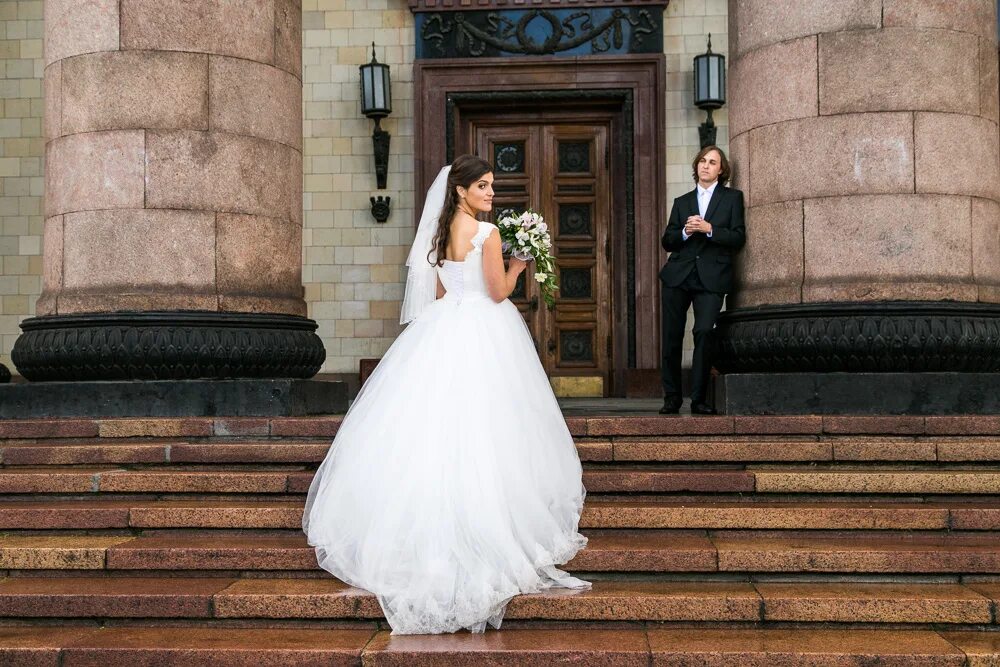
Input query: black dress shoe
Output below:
<box><xmin>690</xmin><ymin>402</ymin><xmax>717</xmax><ymax>415</ymax></box>
<box><xmin>659</xmin><ymin>397</ymin><xmax>682</xmax><ymax>414</ymax></box>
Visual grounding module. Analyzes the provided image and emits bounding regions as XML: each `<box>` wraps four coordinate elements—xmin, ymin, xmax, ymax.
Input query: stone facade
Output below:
<box><xmin>0</xmin><ymin>0</ymin><xmax>728</xmax><ymax>375</ymax></box>
<box><xmin>300</xmin><ymin>0</ymin><xmax>727</xmax><ymax>375</ymax></box>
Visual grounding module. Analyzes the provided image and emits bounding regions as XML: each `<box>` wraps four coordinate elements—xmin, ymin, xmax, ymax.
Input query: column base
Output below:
<box><xmin>11</xmin><ymin>311</ymin><xmax>326</xmax><ymax>381</ymax></box>
<box><xmin>0</xmin><ymin>379</ymin><xmax>347</xmax><ymax>418</ymax></box>
<box><xmin>716</xmin><ymin>301</ymin><xmax>1000</xmax><ymax>373</ymax></box>
<box><xmin>716</xmin><ymin>373</ymin><xmax>1000</xmax><ymax>415</ymax></box>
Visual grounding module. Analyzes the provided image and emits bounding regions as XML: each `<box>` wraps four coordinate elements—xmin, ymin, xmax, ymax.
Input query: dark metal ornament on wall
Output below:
<box><xmin>715</xmin><ymin>302</ymin><xmax>1000</xmax><ymax>374</ymax></box>
<box><xmin>372</xmin><ymin>121</ymin><xmax>391</xmax><ymax>190</ymax></box>
<box><xmin>417</xmin><ymin>7</ymin><xmax>662</xmax><ymax>58</ymax></box>
<box><xmin>698</xmin><ymin>116</ymin><xmax>717</xmax><ymax>149</ymax></box>
<box><xmin>12</xmin><ymin>312</ymin><xmax>326</xmax><ymax>381</ymax></box>
<box><xmin>370</xmin><ymin>195</ymin><xmax>391</xmax><ymax>223</ymax></box>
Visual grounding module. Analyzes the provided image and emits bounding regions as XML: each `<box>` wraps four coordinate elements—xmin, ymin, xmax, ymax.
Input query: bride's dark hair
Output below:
<box><xmin>428</xmin><ymin>154</ymin><xmax>493</xmax><ymax>267</ymax></box>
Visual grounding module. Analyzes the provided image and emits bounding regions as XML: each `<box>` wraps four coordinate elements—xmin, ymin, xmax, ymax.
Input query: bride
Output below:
<box><xmin>303</xmin><ymin>154</ymin><xmax>590</xmax><ymax>635</ymax></box>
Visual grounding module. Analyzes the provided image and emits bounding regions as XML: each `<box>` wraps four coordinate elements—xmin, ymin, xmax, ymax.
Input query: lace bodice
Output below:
<box><xmin>437</xmin><ymin>221</ymin><xmax>496</xmax><ymax>303</ymax></box>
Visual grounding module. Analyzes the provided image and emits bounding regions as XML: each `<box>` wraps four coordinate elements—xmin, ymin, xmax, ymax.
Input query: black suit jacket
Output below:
<box><xmin>660</xmin><ymin>184</ymin><xmax>746</xmax><ymax>294</ymax></box>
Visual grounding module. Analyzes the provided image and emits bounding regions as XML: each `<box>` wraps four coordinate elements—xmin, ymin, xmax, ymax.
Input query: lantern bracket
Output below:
<box><xmin>372</xmin><ymin>119</ymin><xmax>390</xmax><ymax>190</ymax></box>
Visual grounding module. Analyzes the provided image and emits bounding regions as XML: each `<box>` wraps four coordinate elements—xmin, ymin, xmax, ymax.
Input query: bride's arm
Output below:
<box><xmin>436</xmin><ymin>274</ymin><xmax>445</xmax><ymax>299</ymax></box>
<box><xmin>482</xmin><ymin>229</ymin><xmax>527</xmax><ymax>303</ymax></box>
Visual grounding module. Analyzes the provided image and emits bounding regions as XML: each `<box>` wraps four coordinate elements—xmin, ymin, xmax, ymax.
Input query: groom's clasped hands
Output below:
<box><xmin>683</xmin><ymin>215</ymin><xmax>712</xmax><ymax>236</ymax></box>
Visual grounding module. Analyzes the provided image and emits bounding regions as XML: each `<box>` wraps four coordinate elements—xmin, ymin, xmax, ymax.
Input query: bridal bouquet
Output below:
<box><xmin>497</xmin><ymin>210</ymin><xmax>558</xmax><ymax>307</ymax></box>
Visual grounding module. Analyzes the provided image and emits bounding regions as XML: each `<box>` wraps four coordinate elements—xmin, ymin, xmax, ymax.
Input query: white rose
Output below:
<box><xmin>534</xmin><ymin>272</ymin><xmax>547</xmax><ymax>282</ymax></box>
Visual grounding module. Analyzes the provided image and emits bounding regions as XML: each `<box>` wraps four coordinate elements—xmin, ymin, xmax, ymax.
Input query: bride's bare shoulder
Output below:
<box><xmin>449</xmin><ymin>213</ymin><xmax>480</xmax><ymax>234</ymax></box>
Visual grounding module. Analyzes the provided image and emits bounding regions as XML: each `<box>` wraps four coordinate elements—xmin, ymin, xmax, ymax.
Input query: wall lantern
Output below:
<box><xmin>693</xmin><ymin>34</ymin><xmax>726</xmax><ymax>148</ymax></box>
<box><xmin>360</xmin><ymin>43</ymin><xmax>392</xmax><ymax>222</ymax></box>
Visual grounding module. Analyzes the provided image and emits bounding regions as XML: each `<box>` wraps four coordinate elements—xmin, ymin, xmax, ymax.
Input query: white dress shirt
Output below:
<box><xmin>682</xmin><ymin>180</ymin><xmax>717</xmax><ymax>241</ymax></box>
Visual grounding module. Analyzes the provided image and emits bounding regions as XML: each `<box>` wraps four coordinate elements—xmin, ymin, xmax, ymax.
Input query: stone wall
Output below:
<box><xmin>0</xmin><ymin>1</ymin><xmax>43</xmax><ymax>370</ymax></box>
<box><xmin>300</xmin><ymin>0</ymin><xmax>416</xmax><ymax>375</ymax></box>
<box><xmin>0</xmin><ymin>0</ymin><xmax>727</xmax><ymax>374</ymax></box>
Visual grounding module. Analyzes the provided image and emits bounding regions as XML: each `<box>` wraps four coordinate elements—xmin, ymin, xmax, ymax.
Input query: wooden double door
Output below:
<box><xmin>460</xmin><ymin>117</ymin><xmax>617</xmax><ymax>394</ymax></box>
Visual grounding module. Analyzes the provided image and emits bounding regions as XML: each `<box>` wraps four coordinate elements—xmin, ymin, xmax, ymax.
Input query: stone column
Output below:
<box><xmin>13</xmin><ymin>0</ymin><xmax>323</xmax><ymax>380</ymax></box>
<box><xmin>719</xmin><ymin>0</ymin><xmax>1000</xmax><ymax>380</ymax></box>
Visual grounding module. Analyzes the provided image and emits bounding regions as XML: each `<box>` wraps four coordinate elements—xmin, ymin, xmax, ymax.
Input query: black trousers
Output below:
<box><xmin>660</xmin><ymin>268</ymin><xmax>725</xmax><ymax>404</ymax></box>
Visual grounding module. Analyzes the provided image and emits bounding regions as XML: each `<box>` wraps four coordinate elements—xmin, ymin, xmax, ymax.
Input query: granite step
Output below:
<box><xmin>0</xmin><ymin>418</ymin><xmax>339</xmax><ymax>440</ymax></box>
<box><xmin>0</xmin><ymin>441</ymin><xmax>332</xmax><ymax>466</ymax></box>
<box><xmin>6</xmin><ymin>466</ymin><xmax>1000</xmax><ymax>495</ymax></box>
<box><xmin>0</xmin><ymin>577</ymin><xmax>994</xmax><ymax>625</ymax></box>
<box><xmin>753</xmin><ymin>468</ymin><xmax>1000</xmax><ymax>494</ymax></box>
<box><xmin>6</xmin><ymin>532</ymin><xmax>1000</xmax><ymax>574</ymax></box>
<box><xmin>0</xmin><ymin>626</ymin><xmax>377</xmax><ymax>667</ymax></box>
<box><xmin>583</xmin><ymin>499</ymin><xmax>966</xmax><ymax>530</ymax></box>
<box><xmin>5</xmin><ymin>437</ymin><xmax>1000</xmax><ymax>465</ymax></box>
<box><xmin>586</xmin><ymin>466</ymin><xmax>1000</xmax><ymax>495</ymax></box>
<box><xmin>609</xmin><ymin>437</ymin><xmax>1000</xmax><ymax>463</ymax></box>
<box><xmin>0</xmin><ymin>499</ymin><xmax>308</xmax><ymax>529</ymax></box>
<box><xmin>3</xmin><ymin>626</ymin><xmax>997</xmax><ymax>666</ymax></box>
<box><xmin>109</xmin><ymin>496</ymin><xmax>1000</xmax><ymax>530</ymax></box>
<box><xmin>646</xmin><ymin>628</ymin><xmax>977</xmax><ymax>666</ymax></box>
<box><xmin>0</xmin><ymin>467</ymin><xmax>761</xmax><ymax>495</ymax></box>
<box><xmin>0</xmin><ymin>467</ymin><xmax>300</xmax><ymax>494</ymax></box>
<box><xmin>0</xmin><ymin>531</ymin><xmax>718</xmax><ymax>573</ymax></box>
<box><xmin>3</xmin><ymin>415</ymin><xmax>1000</xmax><ymax>440</ymax></box>
<box><xmin>8</xmin><ymin>498</ymin><xmax>995</xmax><ymax>530</ymax></box>
<box><xmin>711</xmin><ymin>533</ymin><xmax>1000</xmax><ymax>573</ymax></box>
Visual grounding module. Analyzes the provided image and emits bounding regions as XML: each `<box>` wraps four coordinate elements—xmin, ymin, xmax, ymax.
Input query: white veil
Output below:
<box><xmin>400</xmin><ymin>164</ymin><xmax>451</xmax><ymax>325</ymax></box>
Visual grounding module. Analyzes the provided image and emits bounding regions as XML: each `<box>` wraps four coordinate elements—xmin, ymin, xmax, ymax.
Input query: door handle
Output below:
<box><xmin>547</xmin><ymin>338</ymin><xmax>556</xmax><ymax>354</ymax></box>
<box><xmin>529</xmin><ymin>296</ymin><xmax>538</xmax><ymax>311</ymax></box>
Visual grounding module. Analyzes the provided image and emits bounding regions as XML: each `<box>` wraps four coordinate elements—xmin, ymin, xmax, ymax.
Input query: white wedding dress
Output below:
<box><xmin>303</xmin><ymin>219</ymin><xmax>590</xmax><ymax>635</ymax></box>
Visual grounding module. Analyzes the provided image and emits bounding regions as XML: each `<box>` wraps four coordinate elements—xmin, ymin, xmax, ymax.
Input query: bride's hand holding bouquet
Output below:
<box><xmin>497</xmin><ymin>210</ymin><xmax>558</xmax><ymax>307</ymax></box>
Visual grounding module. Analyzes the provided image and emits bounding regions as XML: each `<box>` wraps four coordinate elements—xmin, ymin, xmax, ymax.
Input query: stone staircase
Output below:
<box><xmin>2</xmin><ymin>414</ymin><xmax>1000</xmax><ymax>664</ymax></box>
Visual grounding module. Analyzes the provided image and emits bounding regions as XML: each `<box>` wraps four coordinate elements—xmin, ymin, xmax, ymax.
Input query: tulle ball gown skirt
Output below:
<box><xmin>303</xmin><ymin>293</ymin><xmax>590</xmax><ymax>635</ymax></box>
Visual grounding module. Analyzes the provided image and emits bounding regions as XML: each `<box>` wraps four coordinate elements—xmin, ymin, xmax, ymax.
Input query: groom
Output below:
<box><xmin>659</xmin><ymin>146</ymin><xmax>745</xmax><ymax>415</ymax></box>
